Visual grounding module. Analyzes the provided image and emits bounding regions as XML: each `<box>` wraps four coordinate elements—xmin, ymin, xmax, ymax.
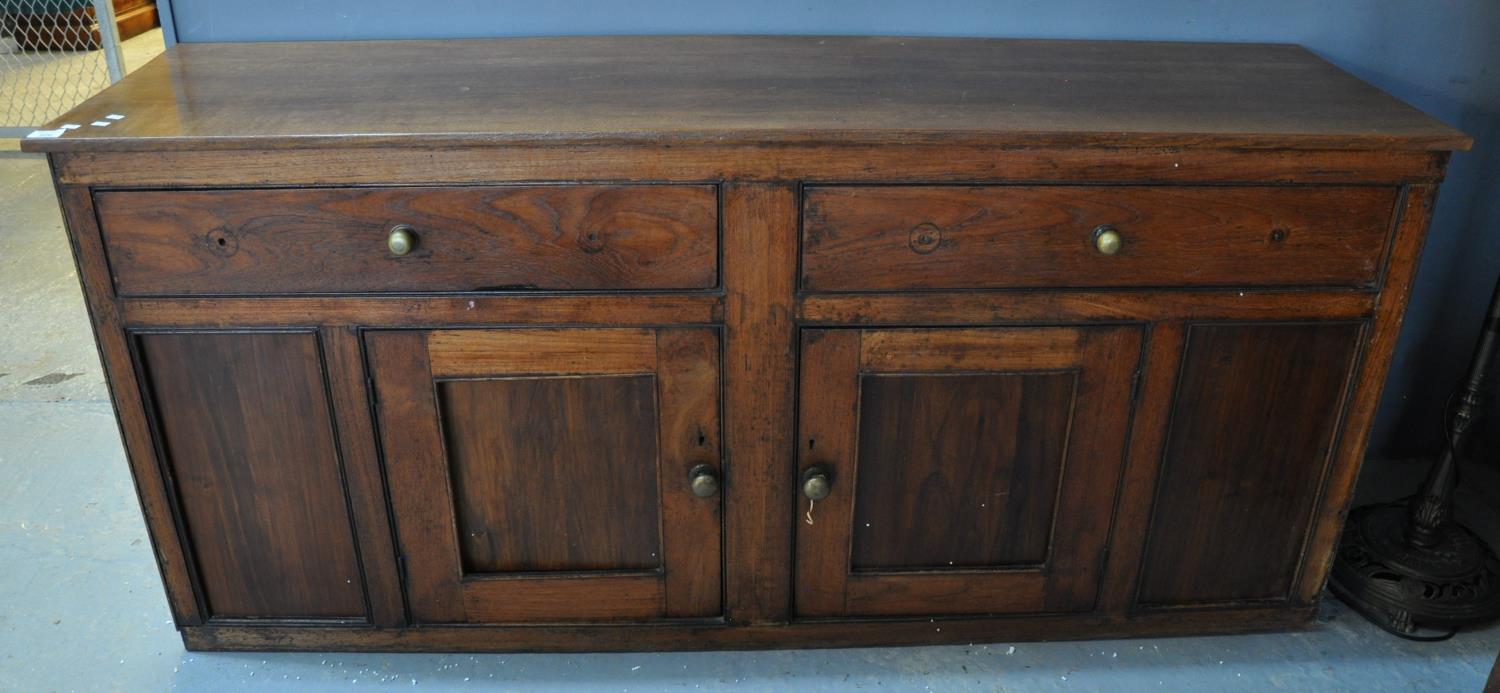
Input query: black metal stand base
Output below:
<box><xmin>1330</xmin><ymin>502</ymin><xmax>1500</xmax><ymax>640</ymax></box>
<box><xmin>1332</xmin><ymin>271</ymin><xmax>1500</xmax><ymax>640</ymax></box>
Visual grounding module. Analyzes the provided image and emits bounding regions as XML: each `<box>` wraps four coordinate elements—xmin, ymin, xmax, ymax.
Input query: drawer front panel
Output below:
<box><xmin>801</xmin><ymin>186</ymin><xmax>1397</xmax><ymax>291</ymax></box>
<box><xmin>96</xmin><ymin>185</ymin><xmax>718</xmax><ymax>296</ymax></box>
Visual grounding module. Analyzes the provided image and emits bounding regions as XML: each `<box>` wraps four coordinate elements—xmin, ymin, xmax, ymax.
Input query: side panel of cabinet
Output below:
<box><xmin>135</xmin><ymin>331</ymin><xmax>367</xmax><ymax>620</ymax></box>
<box><xmin>1136</xmin><ymin>322</ymin><xmax>1363</xmax><ymax>607</ymax></box>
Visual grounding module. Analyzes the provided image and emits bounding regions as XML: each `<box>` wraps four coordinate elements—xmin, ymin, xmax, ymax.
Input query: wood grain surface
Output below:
<box><xmin>795</xmin><ymin>326</ymin><xmax>1140</xmax><ymax>618</ymax></box>
<box><xmin>1137</xmin><ymin>322</ymin><xmax>1362</xmax><ymax>606</ymax></box>
<box><xmin>137</xmin><ymin>331</ymin><xmax>365</xmax><ymax>620</ymax></box>
<box><xmin>439</xmin><ymin>376</ymin><xmax>663</xmax><ymax>574</ymax></box>
<box><xmin>850</xmin><ymin>372</ymin><xmax>1076</xmax><ymax>570</ymax></box>
<box><xmin>368</xmin><ymin>327</ymin><xmax>722</xmax><ymax>624</ymax></box>
<box><xmin>721</xmin><ymin>183</ymin><xmax>798</xmax><ymax>623</ymax></box>
<box><xmin>23</xmin><ymin>37</ymin><xmax>1467</xmax><ymax>152</ymax></box>
<box><xmin>51</xmin><ymin>146</ymin><xmax>1451</xmax><ymax>188</ymax></box>
<box><xmin>427</xmin><ymin>328</ymin><xmax>658</xmax><ymax>377</ymax></box>
<box><xmin>177</xmin><ymin>603</ymin><xmax>1319</xmax><ymax>652</ymax></box>
<box><xmin>95</xmin><ymin>185</ymin><xmax>717</xmax><ymax>295</ymax></box>
<box><xmin>802</xmin><ymin>186</ymin><xmax>1398</xmax><ymax>291</ymax></box>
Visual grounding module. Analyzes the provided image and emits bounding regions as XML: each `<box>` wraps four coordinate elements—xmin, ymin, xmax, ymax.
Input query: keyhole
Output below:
<box><xmin>578</xmin><ymin>229</ymin><xmax>607</xmax><ymax>253</ymax></box>
<box><xmin>908</xmin><ymin>223</ymin><xmax>941</xmax><ymax>254</ymax></box>
<box><xmin>205</xmin><ymin>228</ymin><xmax>238</xmax><ymax>256</ymax></box>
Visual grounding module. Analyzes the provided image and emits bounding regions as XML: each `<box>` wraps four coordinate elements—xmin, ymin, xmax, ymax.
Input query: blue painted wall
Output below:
<box><xmin>161</xmin><ymin>0</ymin><xmax>1500</xmax><ymax>457</ymax></box>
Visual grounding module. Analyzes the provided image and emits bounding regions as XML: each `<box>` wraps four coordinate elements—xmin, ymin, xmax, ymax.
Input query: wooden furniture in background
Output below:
<box><xmin>110</xmin><ymin>0</ymin><xmax>155</xmax><ymax>41</ymax></box>
<box><xmin>22</xmin><ymin>36</ymin><xmax>1469</xmax><ymax>652</ymax></box>
<box><xmin>3</xmin><ymin>0</ymin><xmax>158</xmax><ymax>51</ymax></box>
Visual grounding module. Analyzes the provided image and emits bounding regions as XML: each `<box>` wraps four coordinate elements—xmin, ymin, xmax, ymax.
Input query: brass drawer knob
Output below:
<box><xmin>688</xmin><ymin>464</ymin><xmax>720</xmax><ymax>498</ymax></box>
<box><xmin>387</xmin><ymin>224</ymin><xmax>416</xmax><ymax>256</ymax></box>
<box><xmin>802</xmin><ymin>465</ymin><xmax>832</xmax><ymax>501</ymax></box>
<box><xmin>1093</xmin><ymin>225</ymin><xmax>1122</xmax><ymax>255</ymax></box>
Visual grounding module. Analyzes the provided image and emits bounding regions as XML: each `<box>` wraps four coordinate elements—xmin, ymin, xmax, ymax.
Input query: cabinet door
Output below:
<box><xmin>367</xmin><ymin>327</ymin><xmax>722</xmax><ymax>623</ymax></box>
<box><xmin>796</xmin><ymin>326</ymin><xmax>1141</xmax><ymax>617</ymax></box>
<box><xmin>135</xmin><ymin>330</ymin><xmax>366</xmax><ymax>621</ymax></box>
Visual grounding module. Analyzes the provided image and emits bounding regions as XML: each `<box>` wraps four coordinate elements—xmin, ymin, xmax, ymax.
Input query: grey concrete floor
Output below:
<box><xmin>1</xmin><ymin>151</ymin><xmax>1497</xmax><ymax>691</ymax></box>
<box><xmin>2</xmin><ymin>27</ymin><xmax>168</xmax><ymax>131</ymax></box>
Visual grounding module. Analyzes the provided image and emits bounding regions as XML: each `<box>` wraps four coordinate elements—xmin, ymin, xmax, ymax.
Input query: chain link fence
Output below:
<box><xmin>1</xmin><ymin>0</ymin><xmax>123</xmax><ymax>130</ymax></box>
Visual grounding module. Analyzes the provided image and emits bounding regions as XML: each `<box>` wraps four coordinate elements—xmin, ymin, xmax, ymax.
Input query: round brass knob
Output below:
<box><xmin>802</xmin><ymin>466</ymin><xmax>832</xmax><ymax>501</ymax></box>
<box><xmin>688</xmin><ymin>464</ymin><xmax>720</xmax><ymax>498</ymax></box>
<box><xmin>1093</xmin><ymin>225</ymin><xmax>1122</xmax><ymax>256</ymax></box>
<box><xmin>387</xmin><ymin>224</ymin><xmax>416</xmax><ymax>256</ymax></box>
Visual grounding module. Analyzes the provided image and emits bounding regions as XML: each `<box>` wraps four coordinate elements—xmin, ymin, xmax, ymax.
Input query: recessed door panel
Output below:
<box><xmin>368</xmin><ymin>327</ymin><xmax>722</xmax><ymax>624</ymax></box>
<box><xmin>440</xmin><ymin>376</ymin><xmax>662</xmax><ymax>574</ymax></box>
<box><xmin>851</xmin><ymin>372</ymin><xmax>1076</xmax><ymax>570</ymax></box>
<box><xmin>796</xmin><ymin>326</ymin><xmax>1141</xmax><ymax>618</ymax></box>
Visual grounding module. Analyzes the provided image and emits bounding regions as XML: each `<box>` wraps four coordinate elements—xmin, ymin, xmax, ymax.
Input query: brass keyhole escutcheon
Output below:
<box><xmin>802</xmin><ymin>465</ymin><xmax>832</xmax><ymax>501</ymax></box>
<box><xmin>387</xmin><ymin>224</ymin><xmax>416</xmax><ymax>256</ymax></box>
<box><xmin>688</xmin><ymin>464</ymin><xmax>720</xmax><ymax>498</ymax></box>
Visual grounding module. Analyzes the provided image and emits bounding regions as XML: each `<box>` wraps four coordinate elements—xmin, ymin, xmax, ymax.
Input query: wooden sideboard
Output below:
<box><xmin>23</xmin><ymin>36</ymin><xmax>1470</xmax><ymax>652</ymax></box>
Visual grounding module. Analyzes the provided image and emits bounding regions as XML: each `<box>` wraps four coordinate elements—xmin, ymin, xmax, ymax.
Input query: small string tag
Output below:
<box><xmin>805</xmin><ymin>498</ymin><xmax>816</xmax><ymax>525</ymax></box>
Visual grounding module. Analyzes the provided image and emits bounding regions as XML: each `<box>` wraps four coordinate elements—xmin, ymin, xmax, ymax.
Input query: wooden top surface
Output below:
<box><xmin>23</xmin><ymin>35</ymin><xmax>1470</xmax><ymax>153</ymax></box>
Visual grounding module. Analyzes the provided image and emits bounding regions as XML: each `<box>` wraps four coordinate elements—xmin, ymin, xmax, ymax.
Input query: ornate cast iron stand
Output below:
<box><xmin>1330</xmin><ymin>272</ymin><xmax>1500</xmax><ymax>640</ymax></box>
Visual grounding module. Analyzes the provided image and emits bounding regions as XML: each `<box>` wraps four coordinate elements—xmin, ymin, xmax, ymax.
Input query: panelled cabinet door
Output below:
<box><xmin>366</xmin><ymin>327</ymin><xmax>722</xmax><ymax>624</ymax></box>
<box><xmin>796</xmin><ymin>326</ymin><xmax>1141</xmax><ymax>617</ymax></box>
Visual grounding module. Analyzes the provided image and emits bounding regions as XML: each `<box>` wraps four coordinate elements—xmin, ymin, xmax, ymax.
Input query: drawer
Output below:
<box><xmin>95</xmin><ymin>185</ymin><xmax>718</xmax><ymax>296</ymax></box>
<box><xmin>801</xmin><ymin>186</ymin><xmax>1398</xmax><ymax>291</ymax></box>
